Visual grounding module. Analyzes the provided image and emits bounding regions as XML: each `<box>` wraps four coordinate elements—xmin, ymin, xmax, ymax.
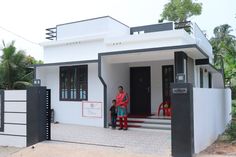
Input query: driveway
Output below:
<box><xmin>51</xmin><ymin>123</ymin><xmax>171</xmax><ymax>156</ymax></box>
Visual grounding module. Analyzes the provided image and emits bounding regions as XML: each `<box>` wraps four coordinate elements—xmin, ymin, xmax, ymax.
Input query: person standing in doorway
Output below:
<box><xmin>116</xmin><ymin>86</ymin><xmax>129</xmax><ymax>130</ymax></box>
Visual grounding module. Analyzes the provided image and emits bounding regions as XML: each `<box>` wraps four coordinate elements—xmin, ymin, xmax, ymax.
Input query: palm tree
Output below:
<box><xmin>210</xmin><ymin>25</ymin><xmax>235</xmax><ymax>65</ymax></box>
<box><xmin>0</xmin><ymin>41</ymin><xmax>32</xmax><ymax>89</ymax></box>
<box><xmin>210</xmin><ymin>24</ymin><xmax>236</xmax><ymax>86</ymax></box>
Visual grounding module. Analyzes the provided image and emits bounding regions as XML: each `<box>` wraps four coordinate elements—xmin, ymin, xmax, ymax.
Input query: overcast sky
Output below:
<box><xmin>0</xmin><ymin>0</ymin><xmax>235</xmax><ymax>60</ymax></box>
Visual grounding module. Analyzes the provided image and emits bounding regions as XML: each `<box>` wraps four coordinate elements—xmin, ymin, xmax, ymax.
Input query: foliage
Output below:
<box><xmin>210</xmin><ymin>24</ymin><xmax>236</xmax><ymax>87</ymax></box>
<box><xmin>232</xmin><ymin>100</ymin><xmax>236</xmax><ymax>117</ymax></box>
<box><xmin>0</xmin><ymin>41</ymin><xmax>42</xmax><ymax>89</ymax></box>
<box><xmin>160</xmin><ymin>0</ymin><xmax>202</xmax><ymax>22</ymax></box>
<box><xmin>232</xmin><ymin>86</ymin><xmax>236</xmax><ymax>100</ymax></box>
<box><xmin>225</xmin><ymin>120</ymin><xmax>236</xmax><ymax>141</ymax></box>
<box><xmin>225</xmin><ymin>100</ymin><xmax>236</xmax><ymax>141</ymax></box>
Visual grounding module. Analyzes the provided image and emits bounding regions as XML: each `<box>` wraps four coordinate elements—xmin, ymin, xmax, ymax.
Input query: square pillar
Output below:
<box><xmin>174</xmin><ymin>51</ymin><xmax>188</xmax><ymax>83</ymax></box>
<box><xmin>170</xmin><ymin>83</ymin><xmax>194</xmax><ymax>157</ymax></box>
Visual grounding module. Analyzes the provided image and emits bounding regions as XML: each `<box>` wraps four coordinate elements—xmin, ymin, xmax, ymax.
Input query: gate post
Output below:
<box><xmin>170</xmin><ymin>83</ymin><xmax>194</xmax><ymax>157</ymax></box>
<box><xmin>0</xmin><ymin>90</ymin><xmax>4</xmax><ymax>132</ymax></box>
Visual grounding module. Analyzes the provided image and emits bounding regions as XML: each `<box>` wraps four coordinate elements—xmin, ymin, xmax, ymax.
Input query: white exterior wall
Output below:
<box><xmin>203</xmin><ymin>69</ymin><xmax>209</xmax><ymax>88</ymax></box>
<box><xmin>187</xmin><ymin>57</ymin><xmax>195</xmax><ymax>86</ymax></box>
<box><xmin>107</xmin><ymin>18</ymin><xmax>130</xmax><ymax>37</ymax></box>
<box><xmin>101</xmin><ymin>59</ymin><xmax>174</xmax><ymax>115</ymax></box>
<box><xmin>101</xmin><ymin>59</ymin><xmax>130</xmax><ymax>117</ymax></box>
<box><xmin>104</xmin><ymin>29</ymin><xmax>195</xmax><ymax>53</ymax></box>
<box><xmin>36</xmin><ymin>63</ymin><xmax>104</xmax><ymax>127</ymax></box>
<box><xmin>212</xmin><ymin>72</ymin><xmax>225</xmax><ymax>88</ymax></box>
<box><xmin>194</xmin><ymin>66</ymin><xmax>210</xmax><ymax>88</ymax></box>
<box><xmin>0</xmin><ymin>90</ymin><xmax>27</xmax><ymax>147</ymax></box>
<box><xmin>129</xmin><ymin>60</ymin><xmax>174</xmax><ymax>113</ymax></box>
<box><xmin>192</xmin><ymin>23</ymin><xmax>213</xmax><ymax>61</ymax></box>
<box><xmin>57</xmin><ymin>18</ymin><xmax>110</xmax><ymax>40</ymax></box>
<box><xmin>56</xmin><ymin>17</ymin><xmax>129</xmax><ymax>40</ymax></box>
<box><xmin>194</xmin><ymin>65</ymin><xmax>225</xmax><ymax>89</ymax></box>
<box><xmin>193</xmin><ymin>88</ymin><xmax>232</xmax><ymax>153</ymax></box>
<box><xmin>43</xmin><ymin>40</ymin><xmax>104</xmax><ymax>63</ymax></box>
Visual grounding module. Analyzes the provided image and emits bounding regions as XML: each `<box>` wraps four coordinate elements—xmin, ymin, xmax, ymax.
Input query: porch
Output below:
<box><xmin>99</xmin><ymin>45</ymin><xmax>206</xmax><ymax>126</ymax></box>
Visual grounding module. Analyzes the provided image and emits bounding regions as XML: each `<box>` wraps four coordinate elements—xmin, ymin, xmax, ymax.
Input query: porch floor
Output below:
<box><xmin>51</xmin><ymin>123</ymin><xmax>171</xmax><ymax>156</ymax></box>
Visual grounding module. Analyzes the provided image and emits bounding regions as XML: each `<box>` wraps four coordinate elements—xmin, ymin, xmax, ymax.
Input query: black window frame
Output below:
<box><xmin>208</xmin><ymin>72</ymin><xmax>212</xmax><ymax>88</ymax></box>
<box><xmin>0</xmin><ymin>90</ymin><xmax>4</xmax><ymax>132</ymax></box>
<box><xmin>200</xmin><ymin>68</ymin><xmax>203</xmax><ymax>88</ymax></box>
<box><xmin>59</xmin><ymin>65</ymin><xmax>88</xmax><ymax>101</ymax></box>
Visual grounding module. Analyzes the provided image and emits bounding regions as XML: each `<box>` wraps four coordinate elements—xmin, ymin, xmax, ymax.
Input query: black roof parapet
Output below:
<box><xmin>130</xmin><ymin>22</ymin><xmax>173</xmax><ymax>35</ymax></box>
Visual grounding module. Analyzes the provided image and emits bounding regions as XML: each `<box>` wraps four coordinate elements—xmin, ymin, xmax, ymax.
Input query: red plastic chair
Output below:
<box><xmin>157</xmin><ymin>101</ymin><xmax>171</xmax><ymax>117</ymax></box>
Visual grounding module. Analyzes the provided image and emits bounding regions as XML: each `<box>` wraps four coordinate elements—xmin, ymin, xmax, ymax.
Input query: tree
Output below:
<box><xmin>160</xmin><ymin>0</ymin><xmax>202</xmax><ymax>22</ymax></box>
<box><xmin>0</xmin><ymin>41</ymin><xmax>41</xmax><ymax>89</ymax></box>
<box><xmin>210</xmin><ymin>24</ymin><xmax>236</xmax><ymax>86</ymax></box>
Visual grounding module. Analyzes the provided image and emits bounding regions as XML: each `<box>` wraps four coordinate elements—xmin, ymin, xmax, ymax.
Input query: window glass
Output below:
<box><xmin>60</xmin><ymin>65</ymin><xmax>88</xmax><ymax>101</ymax></box>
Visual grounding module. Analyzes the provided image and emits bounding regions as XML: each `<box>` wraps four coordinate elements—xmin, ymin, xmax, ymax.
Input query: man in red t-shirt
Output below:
<box><xmin>116</xmin><ymin>86</ymin><xmax>129</xmax><ymax>130</ymax></box>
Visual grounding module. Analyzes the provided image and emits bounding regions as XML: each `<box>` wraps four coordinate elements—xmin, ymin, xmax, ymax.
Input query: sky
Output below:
<box><xmin>0</xmin><ymin>0</ymin><xmax>235</xmax><ymax>60</ymax></box>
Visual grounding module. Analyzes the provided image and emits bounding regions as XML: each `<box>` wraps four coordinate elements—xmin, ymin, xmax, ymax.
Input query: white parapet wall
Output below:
<box><xmin>193</xmin><ymin>88</ymin><xmax>232</xmax><ymax>153</ymax></box>
<box><xmin>0</xmin><ymin>90</ymin><xmax>27</xmax><ymax>147</ymax></box>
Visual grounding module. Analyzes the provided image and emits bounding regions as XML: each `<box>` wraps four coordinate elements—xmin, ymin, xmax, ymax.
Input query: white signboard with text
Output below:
<box><xmin>82</xmin><ymin>101</ymin><xmax>102</xmax><ymax>118</ymax></box>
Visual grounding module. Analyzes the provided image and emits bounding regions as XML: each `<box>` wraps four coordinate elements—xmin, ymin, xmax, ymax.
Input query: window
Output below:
<box><xmin>60</xmin><ymin>65</ymin><xmax>88</xmax><ymax>101</ymax></box>
<box><xmin>208</xmin><ymin>73</ymin><xmax>212</xmax><ymax>88</ymax></box>
<box><xmin>0</xmin><ymin>91</ymin><xmax>4</xmax><ymax>132</ymax></box>
<box><xmin>200</xmin><ymin>68</ymin><xmax>203</xmax><ymax>88</ymax></box>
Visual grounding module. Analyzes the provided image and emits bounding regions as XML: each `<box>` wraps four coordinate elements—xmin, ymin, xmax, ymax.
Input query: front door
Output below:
<box><xmin>162</xmin><ymin>65</ymin><xmax>174</xmax><ymax>102</ymax></box>
<box><xmin>130</xmin><ymin>67</ymin><xmax>151</xmax><ymax>116</ymax></box>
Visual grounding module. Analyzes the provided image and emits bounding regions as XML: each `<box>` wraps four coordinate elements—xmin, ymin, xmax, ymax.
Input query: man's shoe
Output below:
<box><xmin>118</xmin><ymin>128</ymin><xmax>123</xmax><ymax>130</ymax></box>
<box><xmin>123</xmin><ymin>128</ymin><xmax>128</xmax><ymax>131</ymax></box>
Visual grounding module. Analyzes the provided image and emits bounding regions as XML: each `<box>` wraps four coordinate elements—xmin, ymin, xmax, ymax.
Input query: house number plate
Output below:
<box><xmin>172</xmin><ymin>88</ymin><xmax>188</xmax><ymax>94</ymax></box>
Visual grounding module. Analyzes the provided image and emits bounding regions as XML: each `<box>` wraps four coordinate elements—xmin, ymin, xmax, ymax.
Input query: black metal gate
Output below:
<box><xmin>46</xmin><ymin>89</ymin><xmax>51</xmax><ymax>140</ymax></box>
<box><xmin>19</xmin><ymin>87</ymin><xmax>52</xmax><ymax>146</ymax></box>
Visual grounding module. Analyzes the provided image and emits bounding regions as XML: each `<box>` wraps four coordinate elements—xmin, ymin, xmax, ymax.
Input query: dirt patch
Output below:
<box><xmin>201</xmin><ymin>141</ymin><xmax>236</xmax><ymax>156</ymax></box>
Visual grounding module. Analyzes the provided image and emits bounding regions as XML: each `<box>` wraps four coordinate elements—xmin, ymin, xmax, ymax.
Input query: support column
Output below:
<box><xmin>174</xmin><ymin>51</ymin><xmax>188</xmax><ymax>83</ymax></box>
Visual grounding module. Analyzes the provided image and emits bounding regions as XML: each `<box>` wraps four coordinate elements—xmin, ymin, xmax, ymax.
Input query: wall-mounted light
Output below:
<box><xmin>33</xmin><ymin>79</ymin><xmax>41</xmax><ymax>86</ymax></box>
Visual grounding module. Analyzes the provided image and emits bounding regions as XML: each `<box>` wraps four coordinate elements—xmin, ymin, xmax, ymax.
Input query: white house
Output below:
<box><xmin>35</xmin><ymin>17</ymin><xmax>231</xmax><ymax>153</ymax></box>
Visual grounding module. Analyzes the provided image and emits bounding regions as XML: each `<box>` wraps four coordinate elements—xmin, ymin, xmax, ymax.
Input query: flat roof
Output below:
<box><xmin>33</xmin><ymin>59</ymin><xmax>98</xmax><ymax>68</ymax></box>
<box><xmin>56</xmin><ymin>16</ymin><xmax>129</xmax><ymax>28</ymax></box>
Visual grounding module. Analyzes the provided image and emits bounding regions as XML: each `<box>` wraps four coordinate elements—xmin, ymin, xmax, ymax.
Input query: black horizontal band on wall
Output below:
<box><xmin>4</xmin><ymin>112</ymin><xmax>27</xmax><ymax>114</ymax></box>
<box><xmin>4</xmin><ymin>100</ymin><xmax>27</xmax><ymax>102</ymax></box>
<box><xmin>4</xmin><ymin>123</ymin><xmax>26</xmax><ymax>126</ymax></box>
<box><xmin>0</xmin><ymin>133</ymin><xmax>26</xmax><ymax>137</ymax></box>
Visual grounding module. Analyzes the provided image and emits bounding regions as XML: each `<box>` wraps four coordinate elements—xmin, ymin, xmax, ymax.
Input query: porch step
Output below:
<box><xmin>115</xmin><ymin>117</ymin><xmax>171</xmax><ymax>131</ymax></box>
<box><xmin>127</xmin><ymin>123</ymin><xmax>171</xmax><ymax>130</ymax></box>
<box><xmin>128</xmin><ymin>117</ymin><xmax>171</xmax><ymax>125</ymax></box>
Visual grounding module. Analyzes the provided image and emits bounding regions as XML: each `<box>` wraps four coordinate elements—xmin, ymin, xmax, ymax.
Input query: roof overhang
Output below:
<box><xmin>32</xmin><ymin>59</ymin><xmax>98</xmax><ymax>68</ymax></box>
<box><xmin>195</xmin><ymin>59</ymin><xmax>222</xmax><ymax>74</ymax></box>
<box><xmin>99</xmin><ymin>44</ymin><xmax>208</xmax><ymax>64</ymax></box>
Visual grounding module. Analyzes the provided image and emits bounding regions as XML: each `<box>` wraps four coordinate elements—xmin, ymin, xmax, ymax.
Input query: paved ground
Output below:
<box><xmin>1</xmin><ymin>143</ymin><xmax>234</xmax><ymax>157</ymax></box>
<box><xmin>1</xmin><ymin>124</ymin><xmax>234</xmax><ymax>157</ymax></box>
<box><xmin>51</xmin><ymin>123</ymin><xmax>171</xmax><ymax>156</ymax></box>
<box><xmin>0</xmin><ymin>146</ymin><xmax>21</xmax><ymax>157</ymax></box>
